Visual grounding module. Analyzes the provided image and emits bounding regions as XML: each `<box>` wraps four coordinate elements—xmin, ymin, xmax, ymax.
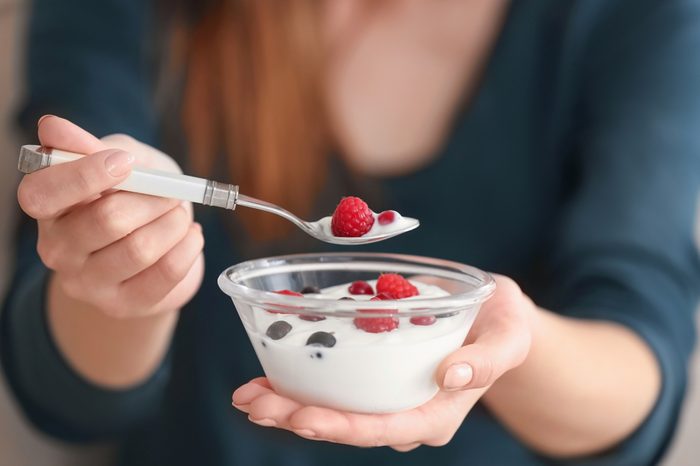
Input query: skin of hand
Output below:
<box><xmin>232</xmin><ymin>275</ymin><xmax>533</xmax><ymax>452</ymax></box>
<box><xmin>16</xmin><ymin>116</ymin><xmax>205</xmax><ymax>388</ymax></box>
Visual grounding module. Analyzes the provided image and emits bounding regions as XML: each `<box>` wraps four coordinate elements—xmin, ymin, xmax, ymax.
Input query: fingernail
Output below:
<box><xmin>37</xmin><ymin>114</ymin><xmax>56</xmax><ymax>128</ymax></box>
<box><xmin>248</xmin><ymin>416</ymin><xmax>276</xmax><ymax>427</ymax></box>
<box><xmin>443</xmin><ymin>363</ymin><xmax>473</xmax><ymax>391</ymax></box>
<box><xmin>105</xmin><ymin>150</ymin><xmax>134</xmax><ymax>177</ymax></box>
<box><xmin>293</xmin><ymin>429</ymin><xmax>317</xmax><ymax>438</ymax></box>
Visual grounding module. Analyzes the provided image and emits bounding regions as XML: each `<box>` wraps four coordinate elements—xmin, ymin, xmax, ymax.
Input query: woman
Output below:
<box><xmin>3</xmin><ymin>0</ymin><xmax>699</xmax><ymax>464</ymax></box>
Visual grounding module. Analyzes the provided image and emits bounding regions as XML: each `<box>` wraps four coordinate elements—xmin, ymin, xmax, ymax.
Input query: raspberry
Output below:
<box><xmin>276</xmin><ymin>290</ymin><xmax>302</xmax><ymax>297</ymax></box>
<box><xmin>348</xmin><ymin>280</ymin><xmax>374</xmax><ymax>295</ymax></box>
<box><xmin>267</xmin><ymin>289</ymin><xmax>303</xmax><ymax>314</ymax></box>
<box><xmin>353</xmin><ymin>294</ymin><xmax>399</xmax><ymax>333</ymax></box>
<box><xmin>376</xmin><ymin>274</ymin><xmax>419</xmax><ymax>299</ymax></box>
<box><xmin>372</xmin><ymin>292</ymin><xmax>395</xmax><ymax>301</ymax></box>
<box><xmin>271</xmin><ymin>290</ymin><xmax>325</xmax><ymax>321</ymax></box>
<box><xmin>331</xmin><ymin>196</ymin><xmax>375</xmax><ymax>237</ymax></box>
<box><xmin>377</xmin><ymin>210</ymin><xmax>396</xmax><ymax>225</ymax></box>
<box><xmin>410</xmin><ymin>316</ymin><xmax>436</xmax><ymax>326</ymax></box>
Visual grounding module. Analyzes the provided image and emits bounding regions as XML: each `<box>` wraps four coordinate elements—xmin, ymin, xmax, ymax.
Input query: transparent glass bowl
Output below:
<box><xmin>218</xmin><ymin>253</ymin><xmax>495</xmax><ymax>413</ymax></box>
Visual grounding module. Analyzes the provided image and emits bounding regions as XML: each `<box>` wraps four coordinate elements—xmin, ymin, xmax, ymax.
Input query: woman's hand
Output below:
<box><xmin>17</xmin><ymin>116</ymin><xmax>205</xmax><ymax>318</ymax></box>
<box><xmin>232</xmin><ymin>275</ymin><xmax>532</xmax><ymax>451</ymax></box>
<box><xmin>16</xmin><ymin>115</ymin><xmax>204</xmax><ymax>388</ymax></box>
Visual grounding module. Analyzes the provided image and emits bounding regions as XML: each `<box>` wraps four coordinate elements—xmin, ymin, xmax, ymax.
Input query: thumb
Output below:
<box><xmin>437</xmin><ymin>339</ymin><xmax>516</xmax><ymax>391</ymax></box>
<box><xmin>436</xmin><ymin>277</ymin><xmax>533</xmax><ymax>391</ymax></box>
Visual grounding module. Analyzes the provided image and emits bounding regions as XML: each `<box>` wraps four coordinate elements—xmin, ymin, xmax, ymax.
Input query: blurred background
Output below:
<box><xmin>1</xmin><ymin>1</ymin><xmax>699</xmax><ymax>464</ymax></box>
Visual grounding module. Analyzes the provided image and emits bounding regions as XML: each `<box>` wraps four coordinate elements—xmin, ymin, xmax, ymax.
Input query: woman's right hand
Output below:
<box><xmin>18</xmin><ymin>116</ymin><xmax>205</xmax><ymax>318</ymax></box>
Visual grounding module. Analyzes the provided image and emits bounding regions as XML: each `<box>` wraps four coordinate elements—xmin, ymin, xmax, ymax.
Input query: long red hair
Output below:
<box><xmin>174</xmin><ymin>1</ymin><xmax>329</xmax><ymax>241</ymax></box>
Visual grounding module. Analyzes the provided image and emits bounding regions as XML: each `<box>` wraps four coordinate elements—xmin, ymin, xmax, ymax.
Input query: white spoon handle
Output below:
<box><xmin>18</xmin><ymin>145</ymin><xmax>239</xmax><ymax>209</ymax></box>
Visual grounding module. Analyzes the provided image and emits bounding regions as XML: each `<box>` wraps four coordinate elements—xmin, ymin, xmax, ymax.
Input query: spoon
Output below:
<box><xmin>18</xmin><ymin>145</ymin><xmax>419</xmax><ymax>245</ymax></box>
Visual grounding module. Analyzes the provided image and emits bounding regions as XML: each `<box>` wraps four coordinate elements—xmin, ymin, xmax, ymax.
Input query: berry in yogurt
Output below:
<box><xmin>306</xmin><ymin>331</ymin><xmax>337</xmax><ymax>348</ymax></box>
<box><xmin>267</xmin><ymin>289</ymin><xmax>303</xmax><ymax>314</ymax></box>
<box><xmin>409</xmin><ymin>315</ymin><xmax>437</xmax><ymax>326</ymax></box>
<box><xmin>276</xmin><ymin>290</ymin><xmax>302</xmax><ymax>297</ymax></box>
<box><xmin>299</xmin><ymin>313</ymin><xmax>326</xmax><ymax>322</ymax></box>
<box><xmin>266</xmin><ymin>321</ymin><xmax>292</xmax><ymax>340</ymax></box>
<box><xmin>353</xmin><ymin>295</ymin><xmax>399</xmax><ymax>333</ymax></box>
<box><xmin>352</xmin><ymin>315</ymin><xmax>399</xmax><ymax>334</ymax></box>
<box><xmin>300</xmin><ymin>285</ymin><xmax>321</xmax><ymax>294</ymax></box>
<box><xmin>376</xmin><ymin>273</ymin><xmax>419</xmax><ymax>299</ymax></box>
<box><xmin>348</xmin><ymin>280</ymin><xmax>374</xmax><ymax>296</ymax></box>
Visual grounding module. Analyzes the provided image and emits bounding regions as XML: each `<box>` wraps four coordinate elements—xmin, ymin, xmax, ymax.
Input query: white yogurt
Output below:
<box><xmin>237</xmin><ymin>280</ymin><xmax>479</xmax><ymax>413</ymax></box>
<box><xmin>317</xmin><ymin>210</ymin><xmax>418</xmax><ymax>240</ymax></box>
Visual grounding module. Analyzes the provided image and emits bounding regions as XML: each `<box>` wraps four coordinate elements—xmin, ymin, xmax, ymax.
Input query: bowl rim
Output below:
<box><xmin>217</xmin><ymin>252</ymin><xmax>496</xmax><ymax>317</ymax></box>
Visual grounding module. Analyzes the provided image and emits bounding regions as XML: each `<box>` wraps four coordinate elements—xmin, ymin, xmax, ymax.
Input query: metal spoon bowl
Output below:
<box><xmin>237</xmin><ymin>193</ymin><xmax>419</xmax><ymax>245</ymax></box>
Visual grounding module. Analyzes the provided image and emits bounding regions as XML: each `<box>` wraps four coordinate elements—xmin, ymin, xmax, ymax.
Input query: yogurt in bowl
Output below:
<box><xmin>218</xmin><ymin>253</ymin><xmax>495</xmax><ymax>413</ymax></box>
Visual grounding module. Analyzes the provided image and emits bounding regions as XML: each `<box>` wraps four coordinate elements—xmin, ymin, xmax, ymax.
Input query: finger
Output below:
<box><xmin>17</xmin><ymin>148</ymin><xmax>134</xmax><ymax>220</ymax></box>
<box><xmin>37</xmin><ymin>115</ymin><xmax>107</xmax><ymax>154</ymax></box>
<box><xmin>117</xmin><ymin>222</ymin><xmax>204</xmax><ymax>312</ymax></box>
<box><xmin>248</xmin><ymin>392</ymin><xmax>304</xmax><ymax>430</ymax></box>
<box><xmin>101</xmin><ymin>133</ymin><xmax>144</xmax><ymax>154</ymax></box>
<box><xmin>437</xmin><ymin>276</ymin><xmax>531</xmax><ymax>391</ymax></box>
<box><xmin>289</xmin><ymin>390</ymin><xmax>485</xmax><ymax>448</ymax></box>
<box><xmin>98</xmin><ymin>134</ymin><xmax>193</xmax><ymax>215</ymax></box>
<box><xmin>391</xmin><ymin>443</ymin><xmax>421</xmax><ymax>452</ymax></box>
<box><xmin>84</xmin><ymin>206</ymin><xmax>190</xmax><ymax>283</ymax></box>
<box><xmin>289</xmin><ymin>407</ymin><xmax>430</xmax><ymax>447</ymax></box>
<box><xmin>288</xmin><ymin>407</ymin><xmax>389</xmax><ymax>446</ymax></box>
<box><xmin>35</xmin><ymin>220</ymin><xmax>80</xmax><ymax>273</ymax></box>
<box><xmin>101</xmin><ymin>133</ymin><xmax>182</xmax><ymax>173</ymax></box>
<box><xmin>232</xmin><ymin>378</ymin><xmax>275</xmax><ymax>407</ymax></box>
<box><xmin>54</xmin><ymin>192</ymin><xmax>180</xmax><ymax>254</ymax></box>
<box><xmin>250</xmin><ymin>377</ymin><xmax>273</xmax><ymax>389</ymax></box>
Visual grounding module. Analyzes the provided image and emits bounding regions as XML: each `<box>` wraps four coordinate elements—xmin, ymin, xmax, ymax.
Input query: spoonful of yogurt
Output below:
<box><xmin>18</xmin><ymin>145</ymin><xmax>419</xmax><ymax>245</ymax></box>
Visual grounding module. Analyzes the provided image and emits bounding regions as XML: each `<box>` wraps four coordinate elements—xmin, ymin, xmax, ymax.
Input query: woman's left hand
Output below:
<box><xmin>232</xmin><ymin>275</ymin><xmax>533</xmax><ymax>451</ymax></box>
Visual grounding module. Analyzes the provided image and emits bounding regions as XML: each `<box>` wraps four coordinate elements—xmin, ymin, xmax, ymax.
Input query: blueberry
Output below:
<box><xmin>300</xmin><ymin>285</ymin><xmax>321</xmax><ymax>294</ymax></box>
<box><xmin>306</xmin><ymin>331</ymin><xmax>336</xmax><ymax>348</ymax></box>
<box><xmin>299</xmin><ymin>314</ymin><xmax>326</xmax><ymax>322</ymax></box>
<box><xmin>339</xmin><ymin>297</ymin><xmax>355</xmax><ymax>301</ymax></box>
<box><xmin>266</xmin><ymin>321</ymin><xmax>292</xmax><ymax>340</ymax></box>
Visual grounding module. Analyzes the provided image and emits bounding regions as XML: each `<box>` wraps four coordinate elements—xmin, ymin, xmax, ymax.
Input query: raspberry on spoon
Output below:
<box><xmin>377</xmin><ymin>210</ymin><xmax>396</xmax><ymax>225</ymax></box>
<box><xmin>331</xmin><ymin>196</ymin><xmax>375</xmax><ymax>237</ymax></box>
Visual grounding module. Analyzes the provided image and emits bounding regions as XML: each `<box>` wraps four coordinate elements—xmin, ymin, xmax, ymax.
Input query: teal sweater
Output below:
<box><xmin>3</xmin><ymin>0</ymin><xmax>700</xmax><ymax>465</ymax></box>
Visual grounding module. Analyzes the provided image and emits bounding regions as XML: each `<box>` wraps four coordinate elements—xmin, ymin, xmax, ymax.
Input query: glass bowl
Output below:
<box><xmin>218</xmin><ymin>252</ymin><xmax>495</xmax><ymax>413</ymax></box>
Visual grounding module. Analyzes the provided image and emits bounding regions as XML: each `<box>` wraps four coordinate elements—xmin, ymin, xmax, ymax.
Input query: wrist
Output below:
<box><xmin>47</xmin><ymin>273</ymin><xmax>180</xmax><ymax>388</ymax></box>
<box><xmin>481</xmin><ymin>300</ymin><xmax>550</xmax><ymax>405</ymax></box>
